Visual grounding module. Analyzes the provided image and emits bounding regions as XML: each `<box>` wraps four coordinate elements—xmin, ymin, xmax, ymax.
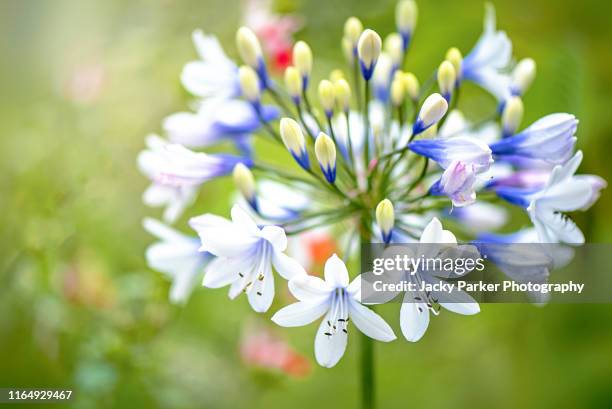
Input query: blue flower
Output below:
<box><xmin>409</xmin><ymin>136</ymin><xmax>493</xmax><ymax>173</ymax></box>
<box><xmin>489</xmin><ymin>113</ymin><xmax>577</xmax><ymax>165</ymax></box>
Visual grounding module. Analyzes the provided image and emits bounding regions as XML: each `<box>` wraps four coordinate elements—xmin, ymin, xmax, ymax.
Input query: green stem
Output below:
<box><xmin>358</xmin><ymin>225</ymin><xmax>374</xmax><ymax>409</ymax></box>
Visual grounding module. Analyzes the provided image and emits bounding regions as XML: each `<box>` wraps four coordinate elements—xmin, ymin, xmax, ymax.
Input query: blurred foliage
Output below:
<box><xmin>1</xmin><ymin>0</ymin><xmax>611</xmax><ymax>408</ymax></box>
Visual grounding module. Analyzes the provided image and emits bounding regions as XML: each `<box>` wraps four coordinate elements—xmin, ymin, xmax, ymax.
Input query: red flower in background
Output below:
<box><xmin>242</xmin><ymin>0</ymin><xmax>304</xmax><ymax>71</ymax></box>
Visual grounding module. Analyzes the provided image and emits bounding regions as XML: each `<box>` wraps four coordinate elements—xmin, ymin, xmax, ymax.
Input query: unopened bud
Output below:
<box><xmin>334</xmin><ymin>79</ymin><xmax>351</xmax><ymax>112</ymax></box>
<box><xmin>391</xmin><ymin>74</ymin><xmax>405</xmax><ymax>107</ymax></box>
<box><xmin>238</xmin><ymin>66</ymin><xmax>260</xmax><ymax>103</ymax></box>
<box><xmin>318</xmin><ymin>80</ymin><xmax>335</xmax><ymax>117</ymax></box>
<box><xmin>293</xmin><ymin>41</ymin><xmax>313</xmax><ymax>88</ymax></box>
<box><xmin>414</xmin><ymin>93</ymin><xmax>448</xmax><ymax>135</ymax></box>
<box><xmin>403</xmin><ymin>72</ymin><xmax>420</xmax><ymax>101</ymax></box>
<box><xmin>236</xmin><ymin>27</ymin><xmax>262</xmax><ymax>68</ymax></box>
<box><xmin>357</xmin><ymin>29</ymin><xmax>382</xmax><ymax>81</ymax></box>
<box><xmin>280</xmin><ymin>118</ymin><xmax>309</xmax><ymax>170</ymax></box>
<box><xmin>284</xmin><ymin>66</ymin><xmax>302</xmax><ymax>103</ymax></box>
<box><xmin>384</xmin><ymin>33</ymin><xmax>403</xmax><ymax>68</ymax></box>
<box><xmin>396</xmin><ymin>0</ymin><xmax>417</xmax><ymax>50</ymax></box>
<box><xmin>511</xmin><ymin>58</ymin><xmax>536</xmax><ymax>95</ymax></box>
<box><xmin>501</xmin><ymin>96</ymin><xmax>524</xmax><ymax>137</ymax></box>
<box><xmin>445</xmin><ymin>47</ymin><xmax>463</xmax><ymax>79</ymax></box>
<box><xmin>344</xmin><ymin>17</ymin><xmax>364</xmax><ymax>47</ymax></box>
<box><xmin>437</xmin><ymin>60</ymin><xmax>456</xmax><ymax>102</ymax></box>
<box><xmin>314</xmin><ymin>132</ymin><xmax>337</xmax><ymax>184</ymax></box>
<box><xmin>233</xmin><ymin>163</ymin><xmax>256</xmax><ymax>205</ymax></box>
<box><xmin>376</xmin><ymin>198</ymin><xmax>395</xmax><ymax>243</ymax></box>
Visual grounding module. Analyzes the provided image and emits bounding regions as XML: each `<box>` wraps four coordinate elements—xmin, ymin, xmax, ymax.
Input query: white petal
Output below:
<box><xmin>348</xmin><ymin>298</ymin><xmax>396</xmax><ymax>342</ymax></box>
<box><xmin>260</xmin><ymin>225</ymin><xmax>288</xmax><ymax>252</ymax></box>
<box><xmin>272</xmin><ymin>301</ymin><xmax>329</xmax><ymax>327</ymax></box>
<box><xmin>247</xmin><ymin>268</ymin><xmax>275</xmax><ymax>313</ymax></box>
<box><xmin>314</xmin><ymin>313</ymin><xmax>348</xmax><ymax>368</ymax></box>
<box><xmin>196</xmin><ymin>225</ymin><xmax>259</xmax><ymax>257</ymax></box>
<box><xmin>400</xmin><ymin>295</ymin><xmax>430</xmax><ymax>342</ymax></box>
<box><xmin>202</xmin><ymin>257</ymin><xmax>239</xmax><ymax>288</ymax></box>
<box><xmin>538</xmin><ymin>179</ymin><xmax>592</xmax><ymax>211</ymax></box>
<box><xmin>231</xmin><ymin>204</ymin><xmax>260</xmax><ymax>236</ymax></box>
<box><xmin>288</xmin><ymin>274</ymin><xmax>332</xmax><ymax>302</ymax></box>
<box><xmin>169</xmin><ymin>268</ymin><xmax>202</xmax><ymax>304</ymax></box>
<box><xmin>324</xmin><ymin>254</ymin><xmax>350</xmax><ymax>288</ymax></box>
<box><xmin>272</xmin><ymin>251</ymin><xmax>307</xmax><ymax>280</ymax></box>
<box><xmin>536</xmin><ymin>207</ymin><xmax>584</xmax><ymax>244</ymax></box>
<box><xmin>420</xmin><ymin>217</ymin><xmax>444</xmax><ymax>243</ymax></box>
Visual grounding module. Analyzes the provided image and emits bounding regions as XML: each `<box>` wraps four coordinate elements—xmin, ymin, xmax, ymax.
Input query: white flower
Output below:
<box><xmin>462</xmin><ymin>4</ymin><xmax>512</xmax><ymax>100</ymax></box>
<box><xmin>181</xmin><ymin>30</ymin><xmax>239</xmax><ymax>100</ymax></box>
<box><xmin>397</xmin><ymin>218</ymin><xmax>480</xmax><ymax>342</ymax></box>
<box><xmin>528</xmin><ymin>151</ymin><xmax>606</xmax><ymax>244</ymax></box>
<box><xmin>138</xmin><ymin>135</ymin><xmax>198</xmax><ymax>223</ymax></box>
<box><xmin>191</xmin><ymin>205</ymin><xmax>306</xmax><ymax>312</ymax></box>
<box><xmin>272</xmin><ymin>254</ymin><xmax>396</xmax><ymax>368</ymax></box>
<box><xmin>144</xmin><ymin>218</ymin><xmax>210</xmax><ymax>304</ymax></box>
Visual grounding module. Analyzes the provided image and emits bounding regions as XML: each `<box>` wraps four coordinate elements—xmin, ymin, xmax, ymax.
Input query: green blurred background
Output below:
<box><xmin>1</xmin><ymin>0</ymin><xmax>611</xmax><ymax>408</ymax></box>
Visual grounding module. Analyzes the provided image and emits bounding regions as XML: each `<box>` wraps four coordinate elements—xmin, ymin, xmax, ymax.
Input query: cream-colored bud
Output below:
<box><xmin>238</xmin><ymin>66</ymin><xmax>260</xmax><ymax>102</ymax></box>
<box><xmin>384</xmin><ymin>33</ymin><xmax>403</xmax><ymax>67</ymax></box>
<box><xmin>511</xmin><ymin>58</ymin><xmax>536</xmax><ymax>95</ymax></box>
<box><xmin>417</xmin><ymin>93</ymin><xmax>448</xmax><ymax>131</ymax></box>
<box><xmin>342</xmin><ymin>37</ymin><xmax>354</xmax><ymax>63</ymax></box>
<box><xmin>403</xmin><ymin>72</ymin><xmax>420</xmax><ymax>101</ymax></box>
<box><xmin>330</xmin><ymin>69</ymin><xmax>344</xmax><ymax>83</ymax></box>
<box><xmin>396</xmin><ymin>0</ymin><xmax>418</xmax><ymax>35</ymax></box>
<box><xmin>284</xmin><ymin>66</ymin><xmax>302</xmax><ymax>100</ymax></box>
<box><xmin>236</xmin><ymin>27</ymin><xmax>262</xmax><ymax>68</ymax></box>
<box><xmin>233</xmin><ymin>163</ymin><xmax>255</xmax><ymax>201</ymax></box>
<box><xmin>501</xmin><ymin>96</ymin><xmax>524</xmax><ymax>136</ymax></box>
<box><xmin>293</xmin><ymin>41</ymin><xmax>313</xmax><ymax>82</ymax></box>
<box><xmin>437</xmin><ymin>60</ymin><xmax>456</xmax><ymax>100</ymax></box>
<box><xmin>357</xmin><ymin>29</ymin><xmax>382</xmax><ymax>77</ymax></box>
<box><xmin>334</xmin><ymin>79</ymin><xmax>351</xmax><ymax>111</ymax></box>
<box><xmin>318</xmin><ymin>80</ymin><xmax>335</xmax><ymax>114</ymax></box>
<box><xmin>279</xmin><ymin>118</ymin><xmax>306</xmax><ymax>154</ymax></box>
<box><xmin>314</xmin><ymin>132</ymin><xmax>337</xmax><ymax>174</ymax></box>
<box><xmin>344</xmin><ymin>17</ymin><xmax>364</xmax><ymax>45</ymax></box>
<box><xmin>445</xmin><ymin>47</ymin><xmax>463</xmax><ymax>78</ymax></box>
<box><xmin>376</xmin><ymin>199</ymin><xmax>395</xmax><ymax>241</ymax></box>
<box><xmin>391</xmin><ymin>75</ymin><xmax>405</xmax><ymax>107</ymax></box>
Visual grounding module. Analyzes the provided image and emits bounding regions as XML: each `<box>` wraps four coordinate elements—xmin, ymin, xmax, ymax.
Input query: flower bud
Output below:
<box><xmin>318</xmin><ymin>80</ymin><xmax>335</xmax><ymax>117</ymax></box>
<box><xmin>238</xmin><ymin>66</ymin><xmax>260</xmax><ymax>103</ymax></box>
<box><xmin>330</xmin><ymin>69</ymin><xmax>345</xmax><ymax>83</ymax></box>
<box><xmin>403</xmin><ymin>72</ymin><xmax>419</xmax><ymax>101</ymax></box>
<box><xmin>334</xmin><ymin>79</ymin><xmax>351</xmax><ymax>112</ymax></box>
<box><xmin>511</xmin><ymin>58</ymin><xmax>536</xmax><ymax>95</ymax></box>
<box><xmin>437</xmin><ymin>60</ymin><xmax>456</xmax><ymax>102</ymax></box>
<box><xmin>280</xmin><ymin>118</ymin><xmax>309</xmax><ymax>170</ymax></box>
<box><xmin>293</xmin><ymin>41</ymin><xmax>313</xmax><ymax>89</ymax></box>
<box><xmin>314</xmin><ymin>132</ymin><xmax>337</xmax><ymax>183</ymax></box>
<box><xmin>284</xmin><ymin>66</ymin><xmax>302</xmax><ymax>103</ymax></box>
<box><xmin>413</xmin><ymin>93</ymin><xmax>448</xmax><ymax>135</ymax></box>
<box><xmin>344</xmin><ymin>17</ymin><xmax>364</xmax><ymax>47</ymax></box>
<box><xmin>445</xmin><ymin>47</ymin><xmax>463</xmax><ymax>79</ymax></box>
<box><xmin>236</xmin><ymin>27</ymin><xmax>263</xmax><ymax>69</ymax></box>
<box><xmin>357</xmin><ymin>29</ymin><xmax>382</xmax><ymax>81</ymax></box>
<box><xmin>375</xmin><ymin>198</ymin><xmax>395</xmax><ymax>244</ymax></box>
<box><xmin>233</xmin><ymin>163</ymin><xmax>256</xmax><ymax>207</ymax></box>
<box><xmin>390</xmin><ymin>74</ymin><xmax>405</xmax><ymax>107</ymax></box>
<box><xmin>384</xmin><ymin>33</ymin><xmax>403</xmax><ymax>68</ymax></box>
<box><xmin>342</xmin><ymin>37</ymin><xmax>354</xmax><ymax>63</ymax></box>
<box><xmin>396</xmin><ymin>0</ymin><xmax>417</xmax><ymax>50</ymax></box>
<box><xmin>501</xmin><ymin>96</ymin><xmax>524</xmax><ymax>137</ymax></box>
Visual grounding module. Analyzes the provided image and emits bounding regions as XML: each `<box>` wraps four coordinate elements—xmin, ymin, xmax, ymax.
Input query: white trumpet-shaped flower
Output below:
<box><xmin>398</xmin><ymin>218</ymin><xmax>480</xmax><ymax>342</ymax></box>
<box><xmin>144</xmin><ymin>218</ymin><xmax>211</xmax><ymax>304</ymax></box>
<box><xmin>272</xmin><ymin>254</ymin><xmax>396</xmax><ymax>368</ymax></box>
<box><xmin>191</xmin><ymin>205</ymin><xmax>306</xmax><ymax>312</ymax></box>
